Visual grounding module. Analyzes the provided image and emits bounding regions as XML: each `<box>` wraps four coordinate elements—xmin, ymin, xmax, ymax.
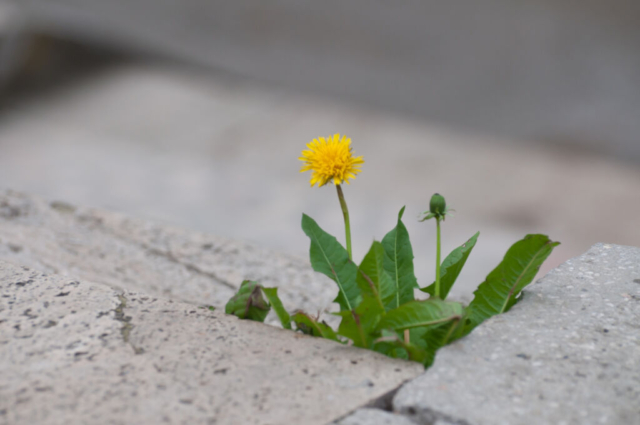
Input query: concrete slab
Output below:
<box><xmin>2</xmin><ymin>189</ymin><xmax>639</xmax><ymax>424</ymax></box>
<box><xmin>0</xmin><ymin>260</ymin><xmax>423</xmax><ymax>425</ymax></box>
<box><xmin>392</xmin><ymin>243</ymin><xmax>640</xmax><ymax>425</ymax></box>
<box><xmin>0</xmin><ymin>189</ymin><xmax>337</xmax><ymax>321</ymax></box>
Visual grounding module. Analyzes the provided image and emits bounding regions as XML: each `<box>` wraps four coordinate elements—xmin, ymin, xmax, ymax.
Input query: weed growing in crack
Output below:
<box><xmin>224</xmin><ymin>134</ymin><xmax>559</xmax><ymax>368</ymax></box>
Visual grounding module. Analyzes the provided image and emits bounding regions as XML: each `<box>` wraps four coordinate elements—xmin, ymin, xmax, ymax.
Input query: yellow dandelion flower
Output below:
<box><xmin>298</xmin><ymin>134</ymin><xmax>364</xmax><ymax>187</ymax></box>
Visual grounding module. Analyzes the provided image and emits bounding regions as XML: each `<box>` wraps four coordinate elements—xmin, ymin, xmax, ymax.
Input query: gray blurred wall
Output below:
<box><xmin>14</xmin><ymin>0</ymin><xmax>640</xmax><ymax>159</ymax></box>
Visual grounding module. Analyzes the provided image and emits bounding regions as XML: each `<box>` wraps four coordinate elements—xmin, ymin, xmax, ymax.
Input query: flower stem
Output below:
<box><xmin>353</xmin><ymin>312</ymin><xmax>367</xmax><ymax>348</ymax></box>
<box><xmin>435</xmin><ymin>216</ymin><xmax>442</xmax><ymax>298</ymax></box>
<box><xmin>336</xmin><ymin>184</ymin><xmax>352</xmax><ymax>260</ymax></box>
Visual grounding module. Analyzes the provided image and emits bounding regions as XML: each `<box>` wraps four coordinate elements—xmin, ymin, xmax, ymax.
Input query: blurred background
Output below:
<box><xmin>1</xmin><ymin>0</ymin><xmax>639</xmax><ymax>301</ymax></box>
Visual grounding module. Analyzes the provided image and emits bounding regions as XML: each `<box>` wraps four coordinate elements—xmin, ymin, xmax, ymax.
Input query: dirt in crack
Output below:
<box><xmin>114</xmin><ymin>294</ymin><xmax>144</xmax><ymax>355</ymax></box>
<box><xmin>398</xmin><ymin>406</ymin><xmax>473</xmax><ymax>425</ymax></box>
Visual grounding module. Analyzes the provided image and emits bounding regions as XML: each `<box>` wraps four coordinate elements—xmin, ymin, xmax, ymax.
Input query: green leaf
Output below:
<box><xmin>292</xmin><ymin>312</ymin><xmax>339</xmax><ymax>341</ymax></box>
<box><xmin>375</xmin><ymin>329</ymin><xmax>428</xmax><ymax>364</ymax></box>
<box><xmin>225</xmin><ymin>280</ymin><xmax>270</xmax><ymax>322</ymax></box>
<box><xmin>419</xmin><ymin>316</ymin><xmax>466</xmax><ymax>367</ymax></box>
<box><xmin>262</xmin><ymin>287</ymin><xmax>291</xmax><ymax>330</ymax></box>
<box><xmin>336</xmin><ymin>297</ymin><xmax>384</xmax><ymax>348</ymax></box>
<box><xmin>466</xmin><ymin>234</ymin><xmax>559</xmax><ymax>332</ymax></box>
<box><xmin>422</xmin><ymin>232</ymin><xmax>480</xmax><ymax>299</ymax></box>
<box><xmin>357</xmin><ymin>241</ymin><xmax>395</xmax><ymax>310</ymax></box>
<box><xmin>301</xmin><ymin>214</ymin><xmax>361</xmax><ymax>311</ymax></box>
<box><xmin>377</xmin><ymin>299</ymin><xmax>464</xmax><ymax>332</ymax></box>
<box><xmin>381</xmin><ymin>207</ymin><xmax>419</xmax><ymax>309</ymax></box>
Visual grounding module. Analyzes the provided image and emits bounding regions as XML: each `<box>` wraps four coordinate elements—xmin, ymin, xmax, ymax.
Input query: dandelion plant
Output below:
<box><xmin>225</xmin><ymin>134</ymin><xmax>559</xmax><ymax>368</ymax></box>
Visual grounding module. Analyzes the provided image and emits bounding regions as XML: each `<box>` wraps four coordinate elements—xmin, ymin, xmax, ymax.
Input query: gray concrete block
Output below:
<box><xmin>0</xmin><ymin>189</ymin><xmax>337</xmax><ymax>324</ymax></box>
<box><xmin>0</xmin><ymin>260</ymin><xmax>423</xmax><ymax>425</ymax></box>
<box><xmin>393</xmin><ymin>243</ymin><xmax>640</xmax><ymax>425</ymax></box>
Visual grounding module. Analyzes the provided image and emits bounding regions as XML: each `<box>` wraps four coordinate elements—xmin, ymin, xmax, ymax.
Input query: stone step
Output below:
<box><xmin>1</xmin><ymin>189</ymin><xmax>638</xmax><ymax>424</ymax></box>
<box><xmin>0</xmin><ymin>259</ymin><xmax>422</xmax><ymax>425</ymax></box>
<box><xmin>0</xmin><ymin>189</ymin><xmax>338</xmax><ymax>321</ymax></box>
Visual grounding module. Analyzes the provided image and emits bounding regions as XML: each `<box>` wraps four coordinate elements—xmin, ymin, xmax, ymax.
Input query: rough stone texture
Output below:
<box><xmin>0</xmin><ymin>189</ymin><xmax>337</xmax><ymax>322</ymax></box>
<box><xmin>335</xmin><ymin>408</ymin><xmax>417</xmax><ymax>425</ymax></box>
<box><xmin>0</xmin><ymin>260</ymin><xmax>423</xmax><ymax>425</ymax></box>
<box><xmin>393</xmin><ymin>243</ymin><xmax>640</xmax><ymax>425</ymax></box>
<box><xmin>1</xmin><ymin>188</ymin><xmax>639</xmax><ymax>424</ymax></box>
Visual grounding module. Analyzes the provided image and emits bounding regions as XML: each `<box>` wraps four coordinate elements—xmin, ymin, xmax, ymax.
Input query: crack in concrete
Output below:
<box><xmin>364</xmin><ymin>385</ymin><xmax>401</xmax><ymax>411</ymax></box>
<box><xmin>336</xmin><ymin>383</ymin><xmax>475</xmax><ymax>425</ymax></box>
<box><xmin>114</xmin><ymin>293</ymin><xmax>144</xmax><ymax>355</ymax></box>
<box><xmin>75</xmin><ymin>212</ymin><xmax>237</xmax><ymax>290</ymax></box>
<box><xmin>142</xmin><ymin>244</ymin><xmax>236</xmax><ymax>290</ymax></box>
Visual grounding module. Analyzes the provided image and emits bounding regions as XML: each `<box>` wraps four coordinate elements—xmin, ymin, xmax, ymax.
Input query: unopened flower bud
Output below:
<box><xmin>430</xmin><ymin>193</ymin><xmax>446</xmax><ymax>216</ymax></box>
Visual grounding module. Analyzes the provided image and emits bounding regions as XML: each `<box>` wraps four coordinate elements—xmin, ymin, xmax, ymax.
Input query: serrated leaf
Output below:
<box><xmin>262</xmin><ymin>287</ymin><xmax>291</xmax><ymax>329</ymax></box>
<box><xmin>225</xmin><ymin>280</ymin><xmax>270</xmax><ymax>322</ymax></box>
<box><xmin>422</xmin><ymin>232</ymin><xmax>479</xmax><ymax>299</ymax></box>
<box><xmin>466</xmin><ymin>234</ymin><xmax>559</xmax><ymax>332</ymax></box>
<box><xmin>336</xmin><ymin>297</ymin><xmax>383</xmax><ymax>348</ymax></box>
<box><xmin>292</xmin><ymin>312</ymin><xmax>339</xmax><ymax>341</ymax></box>
<box><xmin>357</xmin><ymin>241</ymin><xmax>396</xmax><ymax>310</ymax></box>
<box><xmin>377</xmin><ymin>299</ymin><xmax>464</xmax><ymax>332</ymax></box>
<box><xmin>382</xmin><ymin>207</ymin><xmax>419</xmax><ymax>309</ymax></box>
<box><xmin>302</xmin><ymin>214</ymin><xmax>361</xmax><ymax>311</ymax></box>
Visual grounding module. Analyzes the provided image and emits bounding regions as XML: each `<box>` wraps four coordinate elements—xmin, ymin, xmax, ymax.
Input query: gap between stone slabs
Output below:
<box><xmin>0</xmin><ymin>260</ymin><xmax>423</xmax><ymax>425</ymax></box>
<box><xmin>334</xmin><ymin>243</ymin><xmax>640</xmax><ymax>425</ymax></box>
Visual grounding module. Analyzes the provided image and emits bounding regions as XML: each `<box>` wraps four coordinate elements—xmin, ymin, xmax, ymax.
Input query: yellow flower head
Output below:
<box><xmin>299</xmin><ymin>134</ymin><xmax>364</xmax><ymax>187</ymax></box>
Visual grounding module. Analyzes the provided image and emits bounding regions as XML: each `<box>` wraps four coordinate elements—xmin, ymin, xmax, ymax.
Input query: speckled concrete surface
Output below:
<box><xmin>0</xmin><ymin>189</ymin><xmax>337</xmax><ymax>322</ymax></box>
<box><xmin>1</xmin><ymin>189</ymin><xmax>639</xmax><ymax>424</ymax></box>
<box><xmin>393</xmin><ymin>243</ymin><xmax>640</xmax><ymax>425</ymax></box>
<box><xmin>0</xmin><ymin>260</ymin><xmax>423</xmax><ymax>425</ymax></box>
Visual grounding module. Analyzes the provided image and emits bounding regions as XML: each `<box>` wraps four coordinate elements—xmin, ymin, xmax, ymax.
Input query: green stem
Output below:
<box><xmin>359</xmin><ymin>271</ymin><xmax>386</xmax><ymax>313</ymax></box>
<box><xmin>352</xmin><ymin>312</ymin><xmax>368</xmax><ymax>348</ymax></box>
<box><xmin>442</xmin><ymin>318</ymin><xmax>460</xmax><ymax>346</ymax></box>
<box><xmin>336</xmin><ymin>184</ymin><xmax>352</xmax><ymax>260</ymax></box>
<box><xmin>435</xmin><ymin>217</ymin><xmax>442</xmax><ymax>298</ymax></box>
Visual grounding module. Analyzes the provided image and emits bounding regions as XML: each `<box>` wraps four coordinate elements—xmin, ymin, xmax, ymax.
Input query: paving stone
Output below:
<box><xmin>0</xmin><ymin>260</ymin><xmax>423</xmax><ymax>425</ymax></box>
<box><xmin>393</xmin><ymin>243</ymin><xmax>640</xmax><ymax>425</ymax></box>
<box><xmin>335</xmin><ymin>408</ymin><xmax>417</xmax><ymax>425</ymax></box>
<box><xmin>0</xmin><ymin>189</ymin><xmax>338</xmax><ymax>323</ymax></box>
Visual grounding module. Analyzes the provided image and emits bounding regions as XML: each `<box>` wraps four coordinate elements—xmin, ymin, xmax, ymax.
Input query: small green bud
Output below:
<box><xmin>430</xmin><ymin>193</ymin><xmax>446</xmax><ymax>216</ymax></box>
